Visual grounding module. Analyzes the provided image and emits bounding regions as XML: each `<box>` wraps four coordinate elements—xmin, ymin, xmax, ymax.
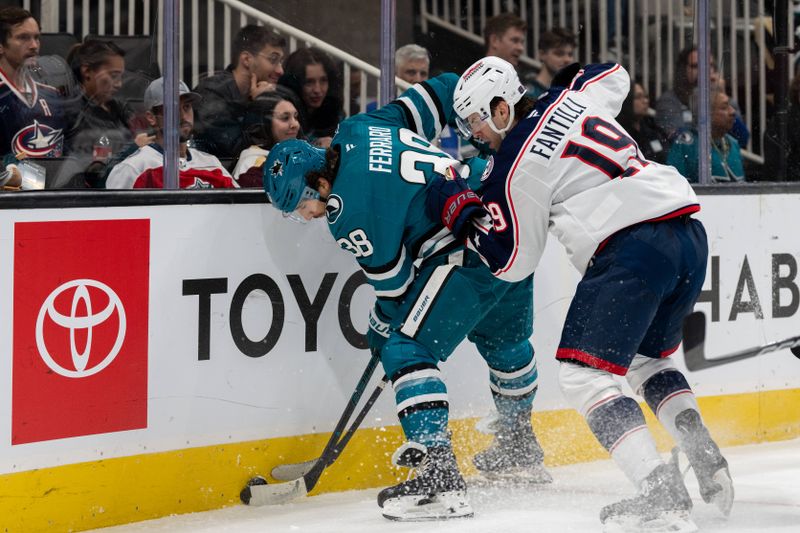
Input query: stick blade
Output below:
<box><xmin>271</xmin><ymin>459</ymin><xmax>318</xmax><ymax>481</ymax></box>
<box><xmin>682</xmin><ymin>311</ymin><xmax>706</xmax><ymax>371</ymax></box>
<box><xmin>242</xmin><ymin>477</ymin><xmax>309</xmax><ymax>506</ymax></box>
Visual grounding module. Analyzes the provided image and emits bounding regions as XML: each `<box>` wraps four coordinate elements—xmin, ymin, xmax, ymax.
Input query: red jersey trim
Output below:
<box><xmin>556</xmin><ymin>347</ymin><xmax>629</xmax><ymax>376</ymax></box>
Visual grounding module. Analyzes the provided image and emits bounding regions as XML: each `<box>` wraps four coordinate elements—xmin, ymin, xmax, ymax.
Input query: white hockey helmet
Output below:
<box><xmin>453</xmin><ymin>56</ymin><xmax>526</xmax><ymax>139</ymax></box>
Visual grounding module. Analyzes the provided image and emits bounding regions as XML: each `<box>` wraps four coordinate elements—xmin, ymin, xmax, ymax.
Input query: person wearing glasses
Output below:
<box><xmin>194</xmin><ymin>25</ymin><xmax>286</xmax><ymax>158</ymax></box>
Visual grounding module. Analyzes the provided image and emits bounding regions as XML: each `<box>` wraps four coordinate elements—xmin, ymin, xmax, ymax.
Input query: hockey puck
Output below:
<box><xmin>791</xmin><ymin>346</ymin><xmax>800</xmax><ymax>359</ymax></box>
<box><xmin>240</xmin><ymin>475</ymin><xmax>268</xmax><ymax>505</ymax></box>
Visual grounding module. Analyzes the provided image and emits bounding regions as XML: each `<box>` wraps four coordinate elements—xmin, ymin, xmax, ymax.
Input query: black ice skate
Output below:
<box><xmin>600</xmin><ymin>462</ymin><xmax>697</xmax><ymax>533</ymax></box>
<box><xmin>377</xmin><ymin>442</ymin><xmax>473</xmax><ymax>521</ymax></box>
<box><xmin>675</xmin><ymin>409</ymin><xmax>734</xmax><ymax>516</ymax></box>
<box><xmin>473</xmin><ymin>417</ymin><xmax>552</xmax><ymax>483</ymax></box>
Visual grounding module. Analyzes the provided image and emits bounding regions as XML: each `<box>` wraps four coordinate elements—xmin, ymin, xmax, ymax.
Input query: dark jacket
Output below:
<box><xmin>63</xmin><ymin>93</ymin><xmax>134</xmax><ymax>187</ymax></box>
<box><xmin>278</xmin><ymin>73</ymin><xmax>343</xmax><ymax>142</ymax></box>
<box><xmin>629</xmin><ymin>116</ymin><xmax>670</xmax><ymax>164</ymax></box>
<box><xmin>193</xmin><ymin>67</ymin><xmax>248</xmax><ymax>158</ymax></box>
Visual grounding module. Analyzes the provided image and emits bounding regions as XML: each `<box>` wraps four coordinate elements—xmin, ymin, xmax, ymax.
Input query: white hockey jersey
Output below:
<box><xmin>468</xmin><ymin>63</ymin><xmax>700</xmax><ymax>282</ymax></box>
<box><xmin>106</xmin><ymin>143</ymin><xmax>236</xmax><ymax>189</ymax></box>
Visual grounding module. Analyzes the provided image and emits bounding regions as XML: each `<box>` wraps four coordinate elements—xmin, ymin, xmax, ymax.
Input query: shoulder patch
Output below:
<box><xmin>326</xmin><ymin>194</ymin><xmax>343</xmax><ymax>224</ymax></box>
<box><xmin>480</xmin><ymin>156</ymin><xmax>494</xmax><ymax>181</ymax></box>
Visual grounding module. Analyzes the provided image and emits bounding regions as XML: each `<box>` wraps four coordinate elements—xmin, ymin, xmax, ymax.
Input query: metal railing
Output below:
<box><xmin>36</xmin><ymin>0</ymin><xmax>410</xmax><ymax>116</ymax></box>
<box><xmin>420</xmin><ymin>0</ymin><xmax>794</xmax><ymax>159</ymax></box>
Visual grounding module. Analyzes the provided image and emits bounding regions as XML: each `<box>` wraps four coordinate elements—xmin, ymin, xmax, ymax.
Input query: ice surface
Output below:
<box><xmin>94</xmin><ymin>439</ymin><xmax>800</xmax><ymax>533</ymax></box>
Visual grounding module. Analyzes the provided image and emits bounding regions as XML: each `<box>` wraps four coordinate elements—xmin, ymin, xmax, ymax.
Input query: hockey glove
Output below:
<box><xmin>425</xmin><ymin>172</ymin><xmax>485</xmax><ymax>240</ymax></box>
<box><xmin>367</xmin><ymin>306</ymin><xmax>391</xmax><ymax>356</ymax></box>
<box><xmin>550</xmin><ymin>62</ymin><xmax>582</xmax><ymax>88</ymax></box>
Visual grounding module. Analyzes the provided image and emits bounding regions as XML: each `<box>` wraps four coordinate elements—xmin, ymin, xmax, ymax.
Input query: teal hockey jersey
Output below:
<box><xmin>326</xmin><ymin>74</ymin><xmax>488</xmax><ymax>320</ymax></box>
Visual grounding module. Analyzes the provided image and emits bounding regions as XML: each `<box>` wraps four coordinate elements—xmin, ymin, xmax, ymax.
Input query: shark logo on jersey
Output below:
<box><xmin>481</xmin><ymin>156</ymin><xmax>494</xmax><ymax>181</ymax></box>
<box><xmin>12</xmin><ymin>120</ymin><xmax>63</xmax><ymax>157</ymax></box>
<box><xmin>270</xmin><ymin>160</ymin><xmax>283</xmax><ymax>177</ymax></box>
<box><xmin>325</xmin><ymin>194</ymin><xmax>343</xmax><ymax>224</ymax></box>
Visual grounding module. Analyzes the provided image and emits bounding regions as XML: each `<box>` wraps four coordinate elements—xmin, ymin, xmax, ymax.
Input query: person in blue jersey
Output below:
<box><xmin>0</xmin><ymin>7</ymin><xmax>65</xmax><ymax>161</ymax></box>
<box><xmin>427</xmin><ymin>57</ymin><xmax>733</xmax><ymax>532</ymax></box>
<box><xmin>263</xmin><ymin>73</ymin><xmax>550</xmax><ymax>521</ymax></box>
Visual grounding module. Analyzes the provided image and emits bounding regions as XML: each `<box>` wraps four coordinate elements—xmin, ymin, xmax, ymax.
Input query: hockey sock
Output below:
<box><xmin>587</xmin><ymin>395</ymin><xmax>663</xmax><ymax>488</ymax></box>
<box><xmin>640</xmin><ymin>369</ymin><xmax>702</xmax><ymax>445</ymax></box>
<box><xmin>489</xmin><ymin>356</ymin><xmax>538</xmax><ymax>431</ymax></box>
<box><xmin>392</xmin><ymin>364</ymin><xmax>451</xmax><ymax>447</ymax></box>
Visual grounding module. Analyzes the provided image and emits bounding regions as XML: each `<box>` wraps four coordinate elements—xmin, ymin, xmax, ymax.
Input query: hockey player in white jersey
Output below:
<box><xmin>426</xmin><ymin>57</ymin><xmax>733</xmax><ymax>532</ymax></box>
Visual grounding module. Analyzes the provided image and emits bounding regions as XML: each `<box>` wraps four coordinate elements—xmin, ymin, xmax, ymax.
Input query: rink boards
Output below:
<box><xmin>0</xmin><ymin>190</ymin><xmax>799</xmax><ymax>532</ymax></box>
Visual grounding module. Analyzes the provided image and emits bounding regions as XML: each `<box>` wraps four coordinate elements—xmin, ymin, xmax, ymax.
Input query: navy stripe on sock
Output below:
<box><xmin>586</xmin><ymin>396</ymin><xmax>647</xmax><ymax>451</ymax></box>
<box><xmin>641</xmin><ymin>370</ymin><xmax>692</xmax><ymax>414</ymax></box>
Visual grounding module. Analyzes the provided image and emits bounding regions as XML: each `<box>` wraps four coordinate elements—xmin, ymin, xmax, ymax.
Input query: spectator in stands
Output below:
<box><xmin>357</xmin><ymin>44</ymin><xmax>429</xmax><ymax>115</ymax></box>
<box><xmin>483</xmin><ymin>13</ymin><xmax>526</xmax><ymax>68</ymax></box>
<box><xmin>280</xmin><ymin>46</ymin><xmax>343</xmax><ymax>148</ymax></box>
<box><xmin>232</xmin><ymin>87</ymin><xmax>302</xmax><ymax>186</ymax></box>
<box><xmin>616</xmin><ymin>80</ymin><xmax>669</xmax><ymax>163</ymax></box>
<box><xmin>347</xmin><ymin>67</ymin><xmax>376</xmax><ymax>115</ymax></box>
<box><xmin>655</xmin><ymin>45</ymin><xmax>749</xmax><ymax>146</ymax></box>
<box><xmin>526</xmin><ymin>27</ymin><xmax>576</xmax><ymax>99</ymax></box>
<box><xmin>106</xmin><ymin>77</ymin><xmax>236</xmax><ymax>189</ymax></box>
<box><xmin>0</xmin><ymin>7</ymin><xmax>65</xmax><ymax>160</ymax></box>
<box><xmin>667</xmin><ymin>86</ymin><xmax>745</xmax><ymax>183</ymax></box>
<box><xmin>64</xmin><ymin>39</ymin><xmax>135</xmax><ymax>187</ymax></box>
<box><xmin>390</xmin><ymin>43</ymin><xmax>461</xmax><ymax>158</ymax></box>
<box><xmin>762</xmin><ymin>69</ymin><xmax>800</xmax><ymax>180</ymax></box>
<box><xmin>194</xmin><ymin>25</ymin><xmax>286</xmax><ymax>158</ymax></box>
<box><xmin>395</xmin><ymin>44</ymin><xmax>430</xmax><ymax>84</ymax></box>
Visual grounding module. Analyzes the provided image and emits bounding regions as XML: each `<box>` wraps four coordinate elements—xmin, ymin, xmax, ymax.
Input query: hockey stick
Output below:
<box><xmin>270</xmin><ymin>357</ymin><xmax>378</xmax><ymax>481</ymax></box>
<box><xmin>682</xmin><ymin>311</ymin><xmax>800</xmax><ymax>371</ymax></box>
<box><xmin>269</xmin><ymin>350</ymin><xmax>382</xmax><ymax>481</ymax></box>
<box><xmin>241</xmin><ymin>374</ymin><xmax>389</xmax><ymax>506</ymax></box>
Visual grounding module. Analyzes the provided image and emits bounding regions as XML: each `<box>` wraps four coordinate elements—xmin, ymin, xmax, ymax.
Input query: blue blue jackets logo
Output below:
<box><xmin>326</xmin><ymin>194</ymin><xmax>343</xmax><ymax>224</ymax></box>
<box><xmin>12</xmin><ymin>120</ymin><xmax>63</xmax><ymax>157</ymax></box>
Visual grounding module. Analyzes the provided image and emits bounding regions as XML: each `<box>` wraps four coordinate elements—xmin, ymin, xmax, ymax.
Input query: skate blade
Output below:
<box><xmin>602</xmin><ymin>511</ymin><xmax>698</xmax><ymax>533</ymax></box>
<box><xmin>710</xmin><ymin>468</ymin><xmax>734</xmax><ymax>517</ymax></box>
<box><xmin>381</xmin><ymin>490</ymin><xmax>474</xmax><ymax>521</ymax></box>
<box><xmin>477</xmin><ymin>465</ymin><xmax>553</xmax><ymax>484</ymax></box>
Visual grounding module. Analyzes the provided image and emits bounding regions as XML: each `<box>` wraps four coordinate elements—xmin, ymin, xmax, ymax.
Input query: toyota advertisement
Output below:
<box><xmin>12</xmin><ymin>219</ymin><xmax>149</xmax><ymax>444</ymax></box>
<box><xmin>0</xmin><ymin>196</ymin><xmax>797</xmax><ymax>476</ymax></box>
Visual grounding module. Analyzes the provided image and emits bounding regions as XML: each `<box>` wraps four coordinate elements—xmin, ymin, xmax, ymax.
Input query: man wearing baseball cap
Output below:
<box><xmin>106</xmin><ymin>77</ymin><xmax>237</xmax><ymax>188</ymax></box>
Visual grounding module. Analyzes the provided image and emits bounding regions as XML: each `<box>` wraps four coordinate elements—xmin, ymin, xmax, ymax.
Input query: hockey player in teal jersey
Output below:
<box><xmin>264</xmin><ymin>73</ymin><xmax>549</xmax><ymax>521</ymax></box>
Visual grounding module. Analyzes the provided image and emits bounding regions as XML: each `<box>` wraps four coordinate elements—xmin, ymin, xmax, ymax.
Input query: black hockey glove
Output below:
<box><xmin>551</xmin><ymin>62</ymin><xmax>582</xmax><ymax>88</ymax></box>
<box><xmin>425</xmin><ymin>170</ymin><xmax>485</xmax><ymax>240</ymax></box>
